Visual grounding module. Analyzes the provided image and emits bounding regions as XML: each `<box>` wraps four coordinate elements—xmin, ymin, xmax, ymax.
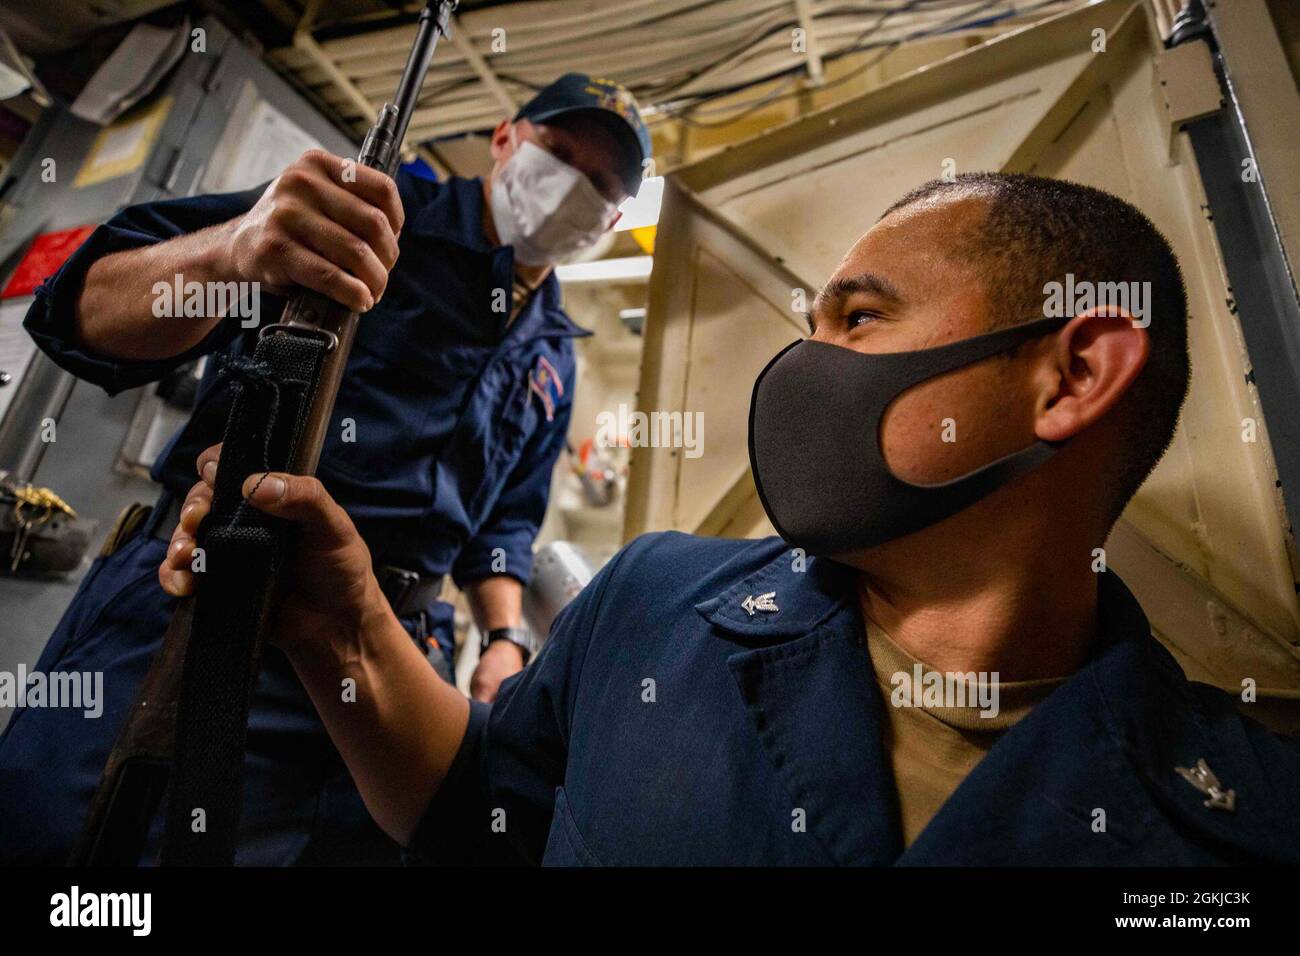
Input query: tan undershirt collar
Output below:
<box><xmin>866</xmin><ymin>619</ymin><xmax>1069</xmax><ymax>733</ymax></box>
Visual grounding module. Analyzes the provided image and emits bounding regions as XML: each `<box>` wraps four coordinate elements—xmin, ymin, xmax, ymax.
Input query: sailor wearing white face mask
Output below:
<box><xmin>491</xmin><ymin>133</ymin><xmax>621</xmax><ymax>266</ymax></box>
<box><xmin>457</xmin><ymin>74</ymin><xmax>648</xmax><ymax>702</ymax></box>
<box><xmin>1</xmin><ymin>73</ymin><xmax>650</xmax><ymax>866</ymax></box>
<box><xmin>483</xmin><ymin>73</ymin><xmax>650</xmax><ymax>277</ymax></box>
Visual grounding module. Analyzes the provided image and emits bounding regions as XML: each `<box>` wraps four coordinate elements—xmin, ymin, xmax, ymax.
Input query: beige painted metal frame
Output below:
<box><xmin>626</xmin><ymin>0</ymin><xmax>1300</xmax><ymax>712</ymax></box>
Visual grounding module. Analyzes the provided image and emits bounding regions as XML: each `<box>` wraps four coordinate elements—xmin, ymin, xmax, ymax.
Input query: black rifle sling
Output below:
<box><xmin>160</xmin><ymin>329</ymin><xmax>328</xmax><ymax>865</ymax></box>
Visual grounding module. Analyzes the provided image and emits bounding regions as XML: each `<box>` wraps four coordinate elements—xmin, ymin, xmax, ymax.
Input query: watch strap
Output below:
<box><xmin>482</xmin><ymin>626</ymin><xmax>538</xmax><ymax>663</ymax></box>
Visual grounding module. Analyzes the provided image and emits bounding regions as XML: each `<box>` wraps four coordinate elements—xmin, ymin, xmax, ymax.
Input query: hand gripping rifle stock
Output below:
<box><xmin>72</xmin><ymin>1</ymin><xmax>457</xmax><ymax>867</ymax></box>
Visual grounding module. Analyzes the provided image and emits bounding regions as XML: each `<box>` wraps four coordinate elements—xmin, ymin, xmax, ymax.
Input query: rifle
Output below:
<box><xmin>72</xmin><ymin>0</ymin><xmax>457</xmax><ymax>867</ymax></box>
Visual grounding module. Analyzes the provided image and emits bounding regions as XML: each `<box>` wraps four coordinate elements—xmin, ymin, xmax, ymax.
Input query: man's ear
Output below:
<box><xmin>488</xmin><ymin>119</ymin><xmax>513</xmax><ymax>163</ymax></box>
<box><xmin>1034</xmin><ymin>307</ymin><xmax>1150</xmax><ymax>443</ymax></box>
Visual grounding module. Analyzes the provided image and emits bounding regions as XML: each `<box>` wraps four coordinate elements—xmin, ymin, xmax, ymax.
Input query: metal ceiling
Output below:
<box><xmin>269</xmin><ymin>0</ymin><xmax>1092</xmax><ymax>147</ymax></box>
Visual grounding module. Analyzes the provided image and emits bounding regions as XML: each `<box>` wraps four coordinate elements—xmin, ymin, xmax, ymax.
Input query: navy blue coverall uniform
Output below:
<box><xmin>0</xmin><ymin>173</ymin><xmax>586</xmax><ymax>865</ymax></box>
<box><xmin>411</xmin><ymin>532</ymin><xmax>1300</xmax><ymax>865</ymax></box>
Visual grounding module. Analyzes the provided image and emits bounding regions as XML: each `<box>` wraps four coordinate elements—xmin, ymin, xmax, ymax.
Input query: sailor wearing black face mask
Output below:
<box><xmin>156</xmin><ymin>173</ymin><xmax>1300</xmax><ymax>866</ymax></box>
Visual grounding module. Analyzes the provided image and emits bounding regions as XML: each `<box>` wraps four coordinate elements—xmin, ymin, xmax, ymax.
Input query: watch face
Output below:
<box><xmin>483</xmin><ymin>627</ymin><xmax>536</xmax><ymax>660</ymax></box>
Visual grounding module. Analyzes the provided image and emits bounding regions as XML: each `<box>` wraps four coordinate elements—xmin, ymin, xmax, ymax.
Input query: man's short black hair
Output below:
<box><xmin>882</xmin><ymin>172</ymin><xmax>1191</xmax><ymax>523</ymax></box>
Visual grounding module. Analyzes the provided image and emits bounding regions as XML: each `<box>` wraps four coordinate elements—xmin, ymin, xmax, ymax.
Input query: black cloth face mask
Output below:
<box><xmin>748</xmin><ymin>315</ymin><xmax>1070</xmax><ymax>556</ymax></box>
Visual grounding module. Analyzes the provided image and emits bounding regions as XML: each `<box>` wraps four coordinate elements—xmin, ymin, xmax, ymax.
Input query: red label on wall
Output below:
<box><xmin>2</xmin><ymin>225</ymin><xmax>96</xmax><ymax>299</ymax></box>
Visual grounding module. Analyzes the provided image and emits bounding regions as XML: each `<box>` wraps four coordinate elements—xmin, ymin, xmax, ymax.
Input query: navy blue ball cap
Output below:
<box><xmin>515</xmin><ymin>72</ymin><xmax>651</xmax><ymax>196</ymax></box>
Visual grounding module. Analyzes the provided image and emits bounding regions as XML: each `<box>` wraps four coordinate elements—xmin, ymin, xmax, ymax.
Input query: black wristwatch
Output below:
<box><xmin>481</xmin><ymin>626</ymin><xmax>540</xmax><ymax>664</ymax></box>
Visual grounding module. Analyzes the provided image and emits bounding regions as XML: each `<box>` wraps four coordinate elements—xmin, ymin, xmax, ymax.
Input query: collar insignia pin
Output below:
<box><xmin>1175</xmin><ymin>758</ymin><xmax>1236</xmax><ymax>813</ymax></box>
<box><xmin>741</xmin><ymin>591</ymin><xmax>778</xmax><ymax>616</ymax></box>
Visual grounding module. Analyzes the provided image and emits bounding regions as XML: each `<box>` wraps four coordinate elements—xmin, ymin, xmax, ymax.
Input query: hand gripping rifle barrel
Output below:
<box><xmin>72</xmin><ymin>0</ymin><xmax>457</xmax><ymax>868</ymax></box>
<box><xmin>268</xmin><ymin>0</ymin><xmax>454</xmax><ymax>476</ymax></box>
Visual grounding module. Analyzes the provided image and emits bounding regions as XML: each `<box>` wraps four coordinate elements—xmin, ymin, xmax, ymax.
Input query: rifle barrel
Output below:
<box><xmin>391</xmin><ymin>4</ymin><xmax>452</xmax><ymax>152</ymax></box>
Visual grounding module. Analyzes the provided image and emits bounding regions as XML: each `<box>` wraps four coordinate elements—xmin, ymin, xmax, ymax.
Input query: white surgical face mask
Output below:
<box><xmin>489</xmin><ymin>130</ymin><xmax>618</xmax><ymax>266</ymax></box>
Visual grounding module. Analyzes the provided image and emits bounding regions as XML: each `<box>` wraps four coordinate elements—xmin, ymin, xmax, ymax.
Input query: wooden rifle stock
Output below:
<box><xmin>72</xmin><ymin>1</ymin><xmax>456</xmax><ymax>866</ymax></box>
